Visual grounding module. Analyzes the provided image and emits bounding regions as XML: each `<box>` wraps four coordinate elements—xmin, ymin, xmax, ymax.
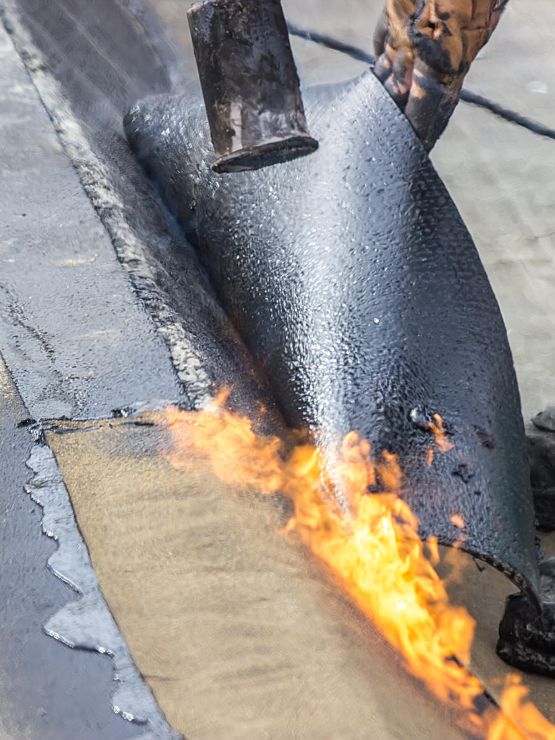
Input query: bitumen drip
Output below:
<box><xmin>25</xmin><ymin>442</ymin><xmax>181</xmax><ymax>740</ymax></box>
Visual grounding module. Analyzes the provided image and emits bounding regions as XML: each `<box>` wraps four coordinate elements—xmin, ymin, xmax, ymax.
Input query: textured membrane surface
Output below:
<box><xmin>126</xmin><ymin>71</ymin><xmax>539</xmax><ymax>599</ymax></box>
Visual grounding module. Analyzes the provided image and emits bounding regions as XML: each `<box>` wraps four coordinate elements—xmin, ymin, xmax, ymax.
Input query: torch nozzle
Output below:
<box><xmin>188</xmin><ymin>0</ymin><xmax>318</xmax><ymax>173</ymax></box>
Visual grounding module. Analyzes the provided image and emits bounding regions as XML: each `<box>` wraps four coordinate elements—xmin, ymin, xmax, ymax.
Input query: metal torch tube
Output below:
<box><xmin>188</xmin><ymin>0</ymin><xmax>318</xmax><ymax>173</ymax></box>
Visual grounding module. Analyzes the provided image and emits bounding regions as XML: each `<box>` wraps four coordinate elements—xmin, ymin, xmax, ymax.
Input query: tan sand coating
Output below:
<box><xmin>48</xmin><ymin>417</ymin><xmax>469</xmax><ymax>739</ymax></box>
<box><xmin>47</xmin><ymin>416</ymin><xmax>555</xmax><ymax>737</ymax></box>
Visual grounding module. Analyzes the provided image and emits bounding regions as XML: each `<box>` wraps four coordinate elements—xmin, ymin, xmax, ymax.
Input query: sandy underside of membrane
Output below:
<box><xmin>49</xmin><ymin>417</ymin><xmax>468</xmax><ymax>739</ymax></box>
<box><xmin>48</xmin><ymin>417</ymin><xmax>554</xmax><ymax>738</ymax></box>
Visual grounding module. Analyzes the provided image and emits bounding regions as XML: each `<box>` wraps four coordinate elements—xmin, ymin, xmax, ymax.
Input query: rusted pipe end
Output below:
<box><xmin>188</xmin><ymin>0</ymin><xmax>318</xmax><ymax>173</ymax></box>
<box><xmin>212</xmin><ymin>134</ymin><xmax>318</xmax><ymax>173</ymax></box>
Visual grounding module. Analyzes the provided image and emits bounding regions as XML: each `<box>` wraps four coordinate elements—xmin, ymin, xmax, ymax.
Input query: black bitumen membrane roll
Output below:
<box><xmin>125</xmin><ymin>71</ymin><xmax>540</xmax><ymax>604</ymax></box>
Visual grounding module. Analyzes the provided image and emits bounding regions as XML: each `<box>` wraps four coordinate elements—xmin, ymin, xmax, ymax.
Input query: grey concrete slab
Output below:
<box><xmin>0</xmin><ymin>20</ymin><xmax>182</xmax><ymax>420</ymax></box>
<box><xmin>0</xmin><ymin>357</ymin><xmax>136</xmax><ymax>740</ymax></box>
<box><xmin>433</xmin><ymin>0</ymin><xmax>555</xmax><ymax>424</ymax></box>
<box><xmin>3</xmin><ymin>0</ymin><xmax>273</xmax><ymax>413</ymax></box>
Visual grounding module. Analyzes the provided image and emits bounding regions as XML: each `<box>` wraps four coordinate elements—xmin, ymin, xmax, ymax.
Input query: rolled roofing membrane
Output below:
<box><xmin>125</xmin><ymin>71</ymin><xmax>540</xmax><ymax>602</ymax></box>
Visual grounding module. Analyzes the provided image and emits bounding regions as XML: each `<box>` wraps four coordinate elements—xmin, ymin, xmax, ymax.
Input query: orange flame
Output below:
<box><xmin>488</xmin><ymin>676</ymin><xmax>555</xmax><ymax>740</ymax></box>
<box><xmin>161</xmin><ymin>393</ymin><xmax>554</xmax><ymax>739</ymax></box>
<box><xmin>430</xmin><ymin>413</ymin><xmax>455</xmax><ymax>453</ymax></box>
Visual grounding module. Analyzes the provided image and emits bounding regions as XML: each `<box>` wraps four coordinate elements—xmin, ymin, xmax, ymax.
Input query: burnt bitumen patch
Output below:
<box><xmin>497</xmin><ymin>558</ymin><xmax>555</xmax><ymax>677</ymax></box>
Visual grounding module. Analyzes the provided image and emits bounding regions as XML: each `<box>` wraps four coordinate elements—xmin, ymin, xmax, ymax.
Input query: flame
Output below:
<box><xmin>488</xmin><ymin>676</ymin><xmax>555</xmax><ymax>740</ymax></box>
<box><xmin>161</xmin><ymin>392</ymin><xmax>554</xmax><ymax>739</ymax></box>
<box><xmin>430</xmin><ymin>413</ymin><xmax>455</xmax><ymax>453</ymax></box>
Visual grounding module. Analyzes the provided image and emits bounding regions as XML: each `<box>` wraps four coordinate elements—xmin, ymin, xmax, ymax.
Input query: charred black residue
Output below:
<box><xmin>452</xmin><ymin>463</ymin><xmax>474</xmax><ymax>484</ymax></box>
<box><xmin>16</xmin><ymin>417</ymin><xmax>37</xmax><ymax>428</ymax></box>
<box><xmin>409</xmin><ymin>406</ymin><xmax>452</xmax><ymax>436</ymax></box>
<box><xmin>534</xmin><ymin>491</ymin><xmax>555</xmax><ymax>532</ymax></box>
<box><xmin>497</xmin><ymin>558</ymin><xmax>555</xmax><ymax>677</ymax></box>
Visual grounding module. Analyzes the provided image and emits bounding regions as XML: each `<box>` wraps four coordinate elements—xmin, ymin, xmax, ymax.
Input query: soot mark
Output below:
<box><xmin>452</xmin><ymin>463</ymin><xmax>475</xmax><ymax>484</ymax></box>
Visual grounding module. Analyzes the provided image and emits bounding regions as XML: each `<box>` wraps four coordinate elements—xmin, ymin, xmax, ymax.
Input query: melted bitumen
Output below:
<box><xmin>497</xmin><ymin>558</ymin><xmax>555</xmax><ymax>676</ymax></box>
<box><xmin>25</xmin><ymin>443</ymin><xmax>179</xmax><ymax>739</ymax></box>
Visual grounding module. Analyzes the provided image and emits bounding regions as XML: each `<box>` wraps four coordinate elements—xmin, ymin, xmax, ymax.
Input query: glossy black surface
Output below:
<box><xmin>126</xmin><ymin>71</ymin><xmax>540</xmax><ymax>600</ymax></box>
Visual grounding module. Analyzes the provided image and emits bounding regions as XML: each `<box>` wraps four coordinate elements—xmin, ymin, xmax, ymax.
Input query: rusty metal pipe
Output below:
<box><xmin>187</xmin><ymin>0</ymin><xmax>318</xmax><ymax>173</ymax></box>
